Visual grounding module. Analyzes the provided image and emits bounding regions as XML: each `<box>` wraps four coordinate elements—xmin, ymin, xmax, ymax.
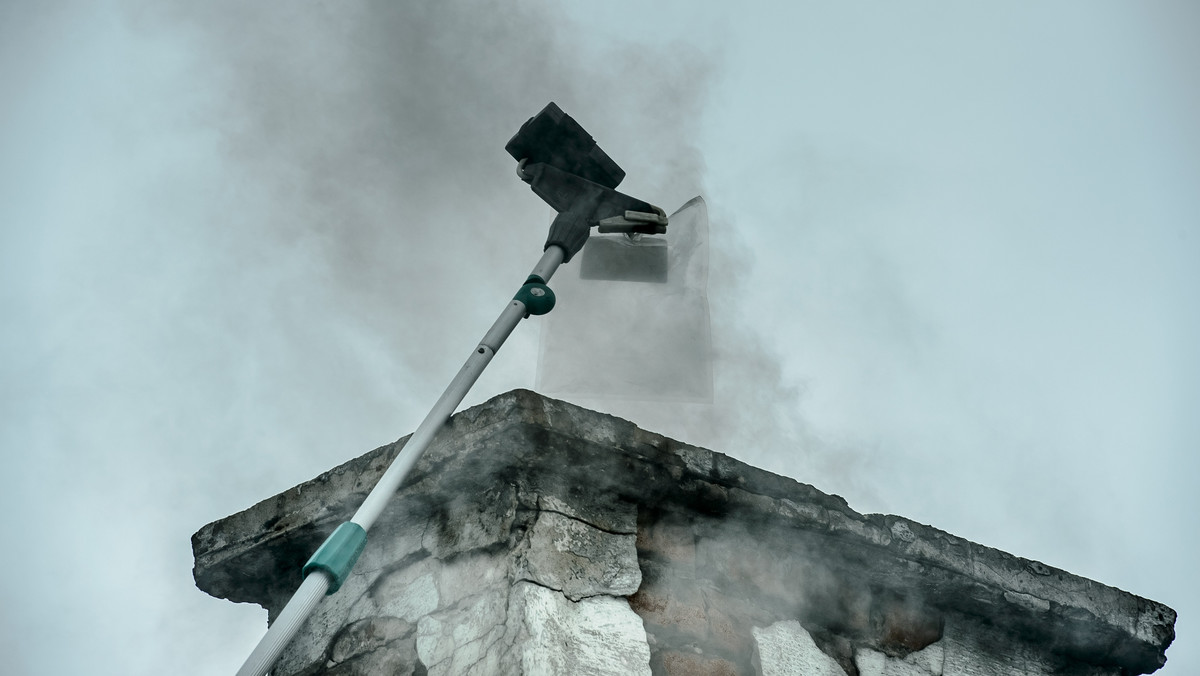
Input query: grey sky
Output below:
<box><xmin>1</xmin><ymin>2</ymin><xmax>1196</xmax><ymax>674</ymax></box>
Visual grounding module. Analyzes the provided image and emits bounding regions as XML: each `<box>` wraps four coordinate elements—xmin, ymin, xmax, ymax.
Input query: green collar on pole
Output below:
<box><xmin>302</xmin><ymin>522</ymin><xmax>367</xmax><ymax>594</ymax></box>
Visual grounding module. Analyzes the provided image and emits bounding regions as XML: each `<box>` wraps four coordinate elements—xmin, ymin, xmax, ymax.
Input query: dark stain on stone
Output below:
<box><xmin>874</xmin><ymin>593</ymin><xmax>944</xmax><ymax>656</ymax></box>
<box><xmin>193</xmin><ymin>389</ymin><xmax>1176</xmax><ymax>675</ymax></box>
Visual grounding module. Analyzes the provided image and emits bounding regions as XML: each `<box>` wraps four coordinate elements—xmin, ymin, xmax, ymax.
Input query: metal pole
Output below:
<box><xmin>236</xmin><ymin>245</ymin><xmax>565</xmax><ymax>676</ymax></box>
<box><xmin>235</xmin><ymin>573</ymin><xmax>329</xmax><ymax>676</ymax></box>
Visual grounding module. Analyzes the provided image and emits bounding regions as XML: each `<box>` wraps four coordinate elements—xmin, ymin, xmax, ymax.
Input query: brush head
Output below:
<box><xmin>509</xmin><ymin>102</ymin><xmax>668</xmax><ymax>272</ymax></box>
<box><xmin>505</xmin><ymin>102</ymin><xmax>625</xmax><ymax>189</ymax></box>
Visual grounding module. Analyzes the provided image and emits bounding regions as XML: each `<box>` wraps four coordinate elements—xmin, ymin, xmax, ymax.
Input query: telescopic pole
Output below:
<box><xmin>235</xmin><ymin>245</ymin><xmax>565</xmax><ymax>676</ymax></box>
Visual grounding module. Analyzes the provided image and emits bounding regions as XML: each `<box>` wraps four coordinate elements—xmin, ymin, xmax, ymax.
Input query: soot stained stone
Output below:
<box><xmin>192</xmin><ymin>389</ymin><xmax>1175</xmax><ymax>675</ymax></box>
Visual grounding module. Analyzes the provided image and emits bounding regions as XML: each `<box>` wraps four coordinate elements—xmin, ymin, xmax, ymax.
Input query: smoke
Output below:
<box><xmin>0</xmin><ymin>2</ymin><xmax>814</xmax><ymax>675</ymax></box>
<box><xmin>102</xmin><ymin>0</ymin><xmax>730</xmax><ymax>478</ymax></box>
<box><xmin>148</xmin><ymin>2</ymin><xmax>716</xmax><ymax>391</ymax></box>
<box><xmin>13</xmin><ymin>3</ymin><xmax>1191</xmax><ymax>675</ymax></box>
<box><xmin>129</xmin><ymin>0</ymin><xmax>835</xmax><ymax>491</ymax></box>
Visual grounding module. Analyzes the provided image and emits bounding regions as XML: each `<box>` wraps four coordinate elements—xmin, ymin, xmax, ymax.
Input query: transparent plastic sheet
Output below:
<box><xmin>536</xmin><ymin>196</ymin><xmax>712</xmax><ymax>402</ymax></box>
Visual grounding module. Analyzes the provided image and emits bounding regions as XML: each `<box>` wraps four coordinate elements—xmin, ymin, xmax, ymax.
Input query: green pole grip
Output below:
<box><xmin>302</xmin><ymin>522</ymin><xmax>367</xmax><ymax>594</ymax></box>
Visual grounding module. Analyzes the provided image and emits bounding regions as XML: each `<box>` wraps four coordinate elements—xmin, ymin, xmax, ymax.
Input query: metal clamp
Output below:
<box><xmin>596</xmin><ymin>207</ymin><xmax>669</xmax><ymax>234</ymax></box>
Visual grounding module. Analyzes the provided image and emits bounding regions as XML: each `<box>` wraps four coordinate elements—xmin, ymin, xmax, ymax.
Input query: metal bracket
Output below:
<box><xmin>597</xmin><ymin>208</ymin><xmax>668</xmax><ymax>234</ymax></box>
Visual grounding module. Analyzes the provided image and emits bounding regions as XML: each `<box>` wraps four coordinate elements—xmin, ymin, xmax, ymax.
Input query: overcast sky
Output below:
<box><xmin>2</xmin><ymin>2</ymin><xmax>1196</xmax><ymax>674</ymax></box>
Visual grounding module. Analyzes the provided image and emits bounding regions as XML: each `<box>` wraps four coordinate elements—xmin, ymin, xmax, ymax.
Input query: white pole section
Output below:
<box><xmin>235</xmin><ymin>244</ymin><xmax>565</xmax><ymax>676</ymax></box>
<box><xmin>355</xmin><ymin>244</ymin><xmax>564</xmax><ymax>530</ymax></box>
<box><xmin>235</xmin><ymin>572</ymin><xmax>329</xmax><ymax>676</ymax></box>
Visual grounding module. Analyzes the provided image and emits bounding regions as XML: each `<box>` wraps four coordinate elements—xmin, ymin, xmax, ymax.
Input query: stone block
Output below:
<box><xmin>422</xmin><ymin>485</ymin><xmax>517</xmax><ymax>559</ymax></box>
<box><xmin>538</xmin><ymin>493</ymin><xmax>637</xmax><ymax>534</ymax></box>
<box><xmin>938</xmin><ymin>618</ymin><xmax>1064</xmax><ymax>676</ymax></box>
<box><xmin>856</xmin><ymin>643</ymin><xmax>945</xmax><ymax>676</ymax></box>
<box><xmin>514</xmin><ymin>582</ymin><xmax>652</xmax><ymax>675</ymax></box>
<box><xmin>672</xmin><ymin>444</ymin><xmax>713</xmax><ymax>477</ymax></box>
<box><xmin>355</xmin><ymin>514</ymin><xmax>426</xmax><ymax>576</ymax></box>
<box><xmin>752</xmin><ymin>620</ymin><xmax>847</xmax><ymax>676</ymax></box>
<box><xmin>435</xmin><ymin>550</ymin><xmax>508</xmax><ymax>609</ymax></box>
<box><xmin>514</xmin><ymin>510</ymin><xmax>640</xmax><ymax>601</ymax></box>
<box><xmin>636</xmin><ymin>512</ymin><xmax>697</xmax><ymax>567</ymax></box>
<box><xmin>324</xmin><ymin>636</ymin><xmax>422</xmax><ymax>676</ymax></box>
<box><xmin>875</xmin><ymin>595</ymin><xmax>943</xmax><ymax>655</ymax></box>
<box><xmin>416</xmin><ymin>589</ymin><xmax>509</xmax><ymax>675</ymax></box>
<box><xmin>695</xmin><ymin>529</ymin><xmax>834</xmax><ymax>613</ymax></box>
<box><xmin>330</xmin><ymin>616</ymin><xmax>415</xmax><ymax>664</ymax></box>
<box><xmin>659</xmin><ymin>650</ymin><xmax>743</xmax><ymax>676</ymax></box>
<box><xmin>371</xmin><ymin>558</ymin><xmax>441</xmax><ymax>622</ymax></box>
<box><xmin>702</xmin><ymin>588</ymin><xmax>779</xmax><ymax>660</ymax></box>
<box><xmin>628</xmin><ymin>582</ymin><xmax>708</xmax><ymax>638</ymax></box>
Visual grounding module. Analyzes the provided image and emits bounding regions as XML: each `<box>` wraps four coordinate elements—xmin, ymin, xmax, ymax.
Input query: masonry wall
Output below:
<box><xmin>192</xmin><ymin>390</ymin><xmax>1175</xmax><ymax>676</ymax></box>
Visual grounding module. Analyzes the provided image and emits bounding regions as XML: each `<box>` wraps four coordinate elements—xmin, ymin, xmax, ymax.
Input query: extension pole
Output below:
<box><xmin>236</xmin><ymin>244</ymin><xmax>566</xmax><ymax>676</ymax></box>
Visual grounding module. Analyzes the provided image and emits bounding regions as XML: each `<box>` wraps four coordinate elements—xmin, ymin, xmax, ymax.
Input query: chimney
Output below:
<box><xmin>193</xmin><ymin>389</ymin><xmax>1175</xmax><ymax>675</ymax></box>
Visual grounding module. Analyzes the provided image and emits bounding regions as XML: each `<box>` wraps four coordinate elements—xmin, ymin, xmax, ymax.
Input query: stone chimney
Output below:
<box><xmin>193</xmin><ymin>389</ymin><xmax>1175</xmax><ymax>675</ymax></box>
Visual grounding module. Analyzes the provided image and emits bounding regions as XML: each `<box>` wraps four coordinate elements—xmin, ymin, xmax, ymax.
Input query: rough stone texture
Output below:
<box><xmin>513</xmin><ymin>510</ymin><xmax>641</xmax><ymax>601</ymax></box>
<box><xmin>513</xmin><ymin>582</ymin><xmax>652</xmax><ymax>675</ymax></box>
<box><xmin>193</xmin><ymin>389</ymin><xmax>1175</xmax><ymax>675</ymax></box>
<box><xmin>416</xmin><ymin>587</ymin><xmax>509</xmax><ymax>675</ymax></box>
<box><xmin>856</xmin><ymin>643</ymin><xmax>945</xmax><ymax>676</ymax></box>
<box><xmin>753</xmin><ymin>620</ymin><xmax>848</xmax><ymax>676</ymax></box>
<box><xmin>659</xmin><ymin>650</ymin><xmax>742</xmax><ymax>676</ymax></box>
<box><xmin>329</xmin><ymin>616</ymin><xmax>413</xmax><ymax>664</ymax></box>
